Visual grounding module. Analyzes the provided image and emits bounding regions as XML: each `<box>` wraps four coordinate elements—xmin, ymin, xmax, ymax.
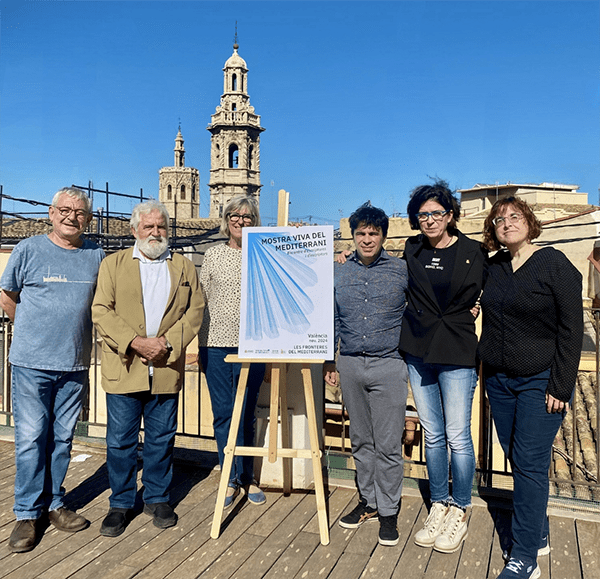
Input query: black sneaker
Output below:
<box><xmin>100</xmin><ymin>508</ymin><xmax>131</xmax><ymax>537</ymax></box>
<box><xmin>378</xmin><ymin>514</ymin><xmax>399</xmax><ymax>546</ymax></box>
<box><xmin>143</xmin><ymin>502</ymin><xmax>178</xmax><ymax>529</ymax></box>
<box><xmin>339</xmin><ymin>500</ymin><xmax>378</xmax><ymax>529</ymax></box>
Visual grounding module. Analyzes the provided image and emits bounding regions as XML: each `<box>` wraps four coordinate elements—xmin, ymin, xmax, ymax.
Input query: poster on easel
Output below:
<box><xmin>239</xmin><ymin>225</ymin><xmax>334</xmax><ymax>359</ymax></box>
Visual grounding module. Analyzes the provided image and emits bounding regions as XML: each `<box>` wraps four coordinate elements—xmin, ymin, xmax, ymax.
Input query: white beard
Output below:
<box><xmin>138</xmin><ymin>235</ymin><xmax>169</xmax><ymax>260</ymax></box>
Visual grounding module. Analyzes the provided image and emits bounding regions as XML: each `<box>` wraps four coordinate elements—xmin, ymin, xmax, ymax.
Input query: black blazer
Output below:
<box><xmin>399</xmin><ymin>229</ymin><xmax>487</xmax><ymax>367</ymax></box>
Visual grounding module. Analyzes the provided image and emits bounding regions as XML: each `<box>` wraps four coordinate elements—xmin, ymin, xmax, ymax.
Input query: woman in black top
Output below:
<box><xmin>400</xmin><ymin>180</ymin><xmax>486</xmax><ymax>554</ymax></box>
<box><xmin>479</xmin><ymin>197</ymin><xmax>583</xmax><ymax>579</ymax></box>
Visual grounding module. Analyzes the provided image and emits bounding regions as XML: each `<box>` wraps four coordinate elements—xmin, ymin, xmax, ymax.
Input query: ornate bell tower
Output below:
<box><xmin>159</xmin><ymin>126</ymin><xmax>200</xmax><ymax>220</ymax></box>
<box><xmin>207</xmin><ymin>35</ymin><xmax>265</xmax><ymax>218</ymax></box>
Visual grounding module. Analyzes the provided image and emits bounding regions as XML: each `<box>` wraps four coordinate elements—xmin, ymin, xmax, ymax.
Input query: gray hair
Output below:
<box><xmin>52</xmin><ymin>187</ymin><xmax>92</xmax><ymax>214</ymax></box>
<box><xmin>220</xmin><ymin>195</ymin><xmax>261</xmax><ymax>237</ymax></box>
<box><xmin>130</xmin><ymin>200</ymin><xmax>170</xmax><ymax>233</ymax></box>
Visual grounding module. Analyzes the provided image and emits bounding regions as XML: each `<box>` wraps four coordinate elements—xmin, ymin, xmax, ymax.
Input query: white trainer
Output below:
<box><xmin>414</xmin><ymin>502</ymin><xmax>449</xmax><ymax>547</ymax></box>
<box><xmin>434</xmin><ymin>505</ymin><xmax>469</xmax><ymax>553</ymax></box>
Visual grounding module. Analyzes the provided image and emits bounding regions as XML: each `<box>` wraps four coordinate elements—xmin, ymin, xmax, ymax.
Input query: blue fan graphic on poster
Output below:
<box><xmin>239</xmin><ymin>226</ymin><xmax>334</xmax><ymax>359</ymax></box>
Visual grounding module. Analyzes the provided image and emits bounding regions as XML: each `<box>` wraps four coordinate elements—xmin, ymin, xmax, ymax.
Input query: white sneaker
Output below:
<box><xmin>434</xmin><ymin>505</ymin><xmax>469</xmax><ymax>553</ymax></box>
<box><xmin>414</xmin><ymin>502</ymin><xmax>449</xmax><ymax>547</ymax></box>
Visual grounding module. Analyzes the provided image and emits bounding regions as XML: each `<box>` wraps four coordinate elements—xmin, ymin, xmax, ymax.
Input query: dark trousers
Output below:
<box><xmin>200</xmin><ymin>347</ymin><xmax>265</xmax><ymax>486</ymax></box>
<box><xmin>484</xmin><ymin>367</ymin><xmax>563</xmax><ymax>561</ymax></box>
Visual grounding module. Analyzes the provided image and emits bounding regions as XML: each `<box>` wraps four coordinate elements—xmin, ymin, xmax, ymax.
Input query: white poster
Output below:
<box><xmin>239</xmin><ymin>226</ymin><xmax>334</xmax><ymax>359</ymax></box>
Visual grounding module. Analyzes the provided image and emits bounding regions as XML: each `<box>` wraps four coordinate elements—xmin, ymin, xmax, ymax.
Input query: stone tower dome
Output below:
<box><xmin>207</xmin><ymin>40</ymin><xmax>265</xmax><ymax>218</ymax></box>
<box><xmin>159</xmin><ymin>127</ymin><xmax>200</xmax><ymax>220</ymax></box>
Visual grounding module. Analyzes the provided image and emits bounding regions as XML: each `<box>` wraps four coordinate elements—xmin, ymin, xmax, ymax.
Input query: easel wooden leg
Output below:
<box><xmin>210</xmin><ymin>363</ymin><xmax>250</xmax><ymax>539</ymax></box>
<box><xmin>278</xmin><ymin>363</ymin><xmax>292</xmax><ymax>495</ymax></box>
<box><xmin>301</xmin><ymin>364</ymin><xmax>330</xmax><ymax>545</ymax></box>
<box><xmin>268</xmin><ymin>364</ymin><xmax>280</xmax><ymax>464</ymax></box>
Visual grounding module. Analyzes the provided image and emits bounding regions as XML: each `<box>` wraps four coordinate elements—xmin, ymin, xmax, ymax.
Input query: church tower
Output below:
<box><xmin>159</xmin><ymin>127</ymin><xmax>200</xmax><ymax>220</ymax></box>
<box><xmin>207</xmin><ymin>37</ymin><xmax>265</xmax><ymax>218</ymax></box>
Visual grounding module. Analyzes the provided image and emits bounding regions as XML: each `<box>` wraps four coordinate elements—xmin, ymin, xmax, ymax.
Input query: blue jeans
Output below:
<box><xmin>106</xmin><ymin>391</ymin><xmax>178</xmax><ymax>508</ymax></box>
<box><xmin>484</xmin><ymin>367</ymin><xmax>563</xmax><ymax>561</ymax></box>
<box><xmin>11</xmin><ymin>365</ymin><xmax>87</xmax><ymax>520</ymax></box>
<box><xmin>200</xmin><ymin>347</ymin><xmax>265</xmax><ymax>487</ymax></box>
<box><xmin>406</xmin><ymin>355</ymin><xmax>477</xmax><ymax>509</ymax></box>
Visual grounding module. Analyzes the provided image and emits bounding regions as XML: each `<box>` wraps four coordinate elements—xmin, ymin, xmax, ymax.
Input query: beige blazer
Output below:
<box><xmin>91</xmin><ymin>247</ymin><xmax>204</xmax><ymax>394</ymax></box>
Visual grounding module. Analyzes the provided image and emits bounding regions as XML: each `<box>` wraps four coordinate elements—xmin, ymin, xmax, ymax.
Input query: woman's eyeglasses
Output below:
<box><xmin>492</xmin><ymin>213</ymin><xmax>524</xmax><ymax>228</ymax></box>
<box><xmin>416</xmin><ymin>210</ymin><xmax>449</xmax><ymax>222</ymax></box>
<box><xmin>227</xmin><ymin>212</ymin><xmax>254</xmax><ymax>224</ymax></box>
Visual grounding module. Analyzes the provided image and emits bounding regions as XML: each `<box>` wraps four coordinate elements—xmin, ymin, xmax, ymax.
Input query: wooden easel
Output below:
<box><xmin>210</xmin><ymin>189</ymin><xmax>330</xmax><ymax>545</ymax></box>
<box><xmin>210</xmin><ymin>356</ymin><xmax>330</xmax><ymax>545</ymax></box>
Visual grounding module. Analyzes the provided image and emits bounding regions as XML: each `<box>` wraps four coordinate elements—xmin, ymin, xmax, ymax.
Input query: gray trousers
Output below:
<box><xmin>337</xmin><ymin>355</ymin><xmax>408</xmax><ymax>516</ymax></box>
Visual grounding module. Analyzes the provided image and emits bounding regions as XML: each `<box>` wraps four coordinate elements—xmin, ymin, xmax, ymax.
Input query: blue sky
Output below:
<box><xmin>1</xmin><ymin>0</ymin><xmax>598</xmax><ymax>225</ymax></box>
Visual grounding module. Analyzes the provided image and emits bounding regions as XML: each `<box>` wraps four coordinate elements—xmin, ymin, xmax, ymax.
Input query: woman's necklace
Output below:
<box><xmin>432</xmin><ymin>235</ymin><xmax>455</xmax><ymax>254</ymax></box>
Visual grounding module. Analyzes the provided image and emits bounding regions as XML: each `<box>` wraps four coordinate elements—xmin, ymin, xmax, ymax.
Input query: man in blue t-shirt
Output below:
<box><xmin>0</xmin><ymin>187</ymin><xmax>104</xmax><ymax>553</ymax></box>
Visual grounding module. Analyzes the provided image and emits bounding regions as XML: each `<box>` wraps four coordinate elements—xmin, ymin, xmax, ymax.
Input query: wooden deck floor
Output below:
<box><xmin>0</xmin><ymin>439</ymin><xmax>598</xmax><ymax>579</ymax></box>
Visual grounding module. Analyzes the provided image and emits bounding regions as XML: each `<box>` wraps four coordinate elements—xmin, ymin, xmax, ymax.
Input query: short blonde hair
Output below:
<box><xmin>220</xmin><ymin>195</ymin><xmax>261</xmax><ymax>238</ymax></box>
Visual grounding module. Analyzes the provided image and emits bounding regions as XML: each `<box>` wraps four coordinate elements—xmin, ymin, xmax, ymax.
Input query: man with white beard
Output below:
<box><xmin>92</xmin><ymin>200</ymin><xmax>203</xmax><ymax>537</ymax></box>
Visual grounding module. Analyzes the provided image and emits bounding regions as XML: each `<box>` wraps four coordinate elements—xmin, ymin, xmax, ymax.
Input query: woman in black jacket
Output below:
<box><xmin>400</xmin><ymin>180</ymin><xmax>486</xmax><ymax>554</ymax></box>
<box><xmin>479</xmin><ymin>197</ymin><xmax>582</xmax><ymax>579</ymax></box>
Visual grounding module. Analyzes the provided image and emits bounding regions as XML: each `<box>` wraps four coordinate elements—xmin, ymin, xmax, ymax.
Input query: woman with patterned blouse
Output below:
<box><xmin>479</xmin><ymin>197</ymin><xmax>583</xmax><ymax>579</ymax></box>
<box><xmin>199</xmin><ymin>195</ymin><xmax>266</xmax><ymax>508</ymax></box>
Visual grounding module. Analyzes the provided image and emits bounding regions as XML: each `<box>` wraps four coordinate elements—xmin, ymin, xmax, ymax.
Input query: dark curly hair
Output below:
<box><xmin>483</xmin><ymin>196</ymin><xmax>542</xmax><ymax>251</ymax></box>
<box><xmin>349</xmin><ymin>202</ymin><xmax>389</xmax><ymax>238</ymax></box>
<box><xmin>406</xmin><ymin>179</ymin><xmax>461</xmax><ymax>230</ymax></box>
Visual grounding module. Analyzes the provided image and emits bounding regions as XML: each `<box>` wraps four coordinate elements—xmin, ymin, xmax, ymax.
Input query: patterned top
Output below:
<box><xmin>198</xmin><ymin>243</ymin><xmax>243</xmax><ymax>347</ymax></box>
<box><xmin>334</xmin><ymin>248</ymin><xmax>409</xmax><ymax>359</ymax></box>
<box><xmin>478</xmin><ymin>247</ymin><xmax>583</xmax><ymax>402</ymax></box>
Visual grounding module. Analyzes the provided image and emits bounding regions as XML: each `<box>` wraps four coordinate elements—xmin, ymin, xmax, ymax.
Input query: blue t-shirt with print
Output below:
<box><xmin>0</xmin><ymin>235</ymin><xmax>105</xmax><ymax>371</ymax></box>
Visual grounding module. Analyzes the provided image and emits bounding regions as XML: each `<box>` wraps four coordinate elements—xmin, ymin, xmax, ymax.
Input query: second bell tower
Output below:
<box><xmin>207</xmin><ymin>37</ymin><xmax>265</xmax><ymax>218</ymax></box>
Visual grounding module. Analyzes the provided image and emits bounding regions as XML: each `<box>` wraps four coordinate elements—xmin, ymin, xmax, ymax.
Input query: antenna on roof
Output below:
<box><xmin>233</xmin><ymin>21</ymin><xmax>239</xmax><ymax>50</ymax></box>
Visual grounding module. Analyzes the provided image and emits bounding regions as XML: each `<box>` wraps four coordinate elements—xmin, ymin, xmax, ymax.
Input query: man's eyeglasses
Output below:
<box><xmin>55</xmin><ymin>207</ymin><xmax>89</xmax><ymax>219</ymax></box>
<box><xmin>227</xmin><ymin>213</ymin><xmax>254</xmax><ymax>224</ymax></box>
<box><xmin>416</xmin><ymin>210</ymin><xmax>449</xmax><ymax>222</ymax></box>
<box><xmin>492</xmin><ymin>213</ymin><xmax>524</xmax><ymax>228</ymax></box>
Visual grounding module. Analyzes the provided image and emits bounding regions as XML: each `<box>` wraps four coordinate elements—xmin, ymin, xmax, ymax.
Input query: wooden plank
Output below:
<box><xmin>304</xmin><ymin>486</ymin><xmax>355</xmax><ymax>534</ymax></box>
<box><xmin>261</xmin><ymin>530</ymin><xmax>320</xmax><ymax>579</ymax></box>
<box><xmin>292</xmin><ymin>523</ymin><xmax>355</xmax><ymax>578</ymax></box>
<box><xmin>67</xmin><ymin>504</ymin><xmax>199</xmax><ymax>579</ymax></box>
<box><xmin>120</xmin><ymin>489</ymin><xmax>218</xmax><ymax>571</ymax></box>
<box><xmin>455</xmin><ymin>505</ymin><xmax>495</xmax><ymax>579</ymax></box>
<box><xmin>229</xmin><ymin>493</ymin><xmax>323</xmax><ymax>579</ymax></box>
<box><xmin>488</xmin><ymin>507</ymin><xmax>511</xmax><ymax>579</ymax></box>
<box><xmin>346</xmin><ymin>515</ymin><xmax>379</xmax><ymax>554</ymax></box>
<box><xmin>201</xmin><ymin>533</ymin><xmax>264</xmax><ymax>579</ymax></box>
<box><xmin>160</xmin><ymin>493</ymin><xmax>278</xmax><ymax>579</ymax></box>
<box><xmin>360</xmin><ymin>495</ymin><xmax>422</xmax><ymax>579</ymax></box>
<box><xmin>577</xmin><ymin>519</ymin><xmax>600</xmax><ymax>579</ymax></box>
<box><xmin>424</xmin><ymin>537</ymin><xmax>461</xmax><ymax>578</ymax></box>
<box><xmin>549</xmin><ymin>515</ymin><xmax>583</xmax><ymax>579</ymax></box>
<box><xmin>245</xmin><ymin>492</ymin><xmax>302</xmax><ymax>538</ymax></box>
<box><xmin>328</xmin><ymin>552</ymin><xmax>371</xmax><ymax>579</ymax></box>
<box><xmin>392</xmin><ymin>503</ymin><xmax>432</xmax><ymax>578</ymax></box>
<box><xmin>1</xmin><ymin>502</ymin><xmax>110</xmax><ymax>579</ymax></box>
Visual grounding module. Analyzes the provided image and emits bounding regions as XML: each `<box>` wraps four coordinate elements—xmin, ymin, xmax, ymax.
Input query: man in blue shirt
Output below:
<box><xmin>0</xmin><ymin>187</ymin><xmax>104</xmax><ymax>553</ymax></box>
<box><xmin>324</xmin><ymin>202</ymin><xmax>409</xmax><ymax>547</ymax></box>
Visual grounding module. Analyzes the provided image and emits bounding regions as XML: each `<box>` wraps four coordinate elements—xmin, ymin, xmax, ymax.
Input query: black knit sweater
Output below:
<box><xmin>478</xmin><ymin>247</ymin><xmax>583</xmax><ymax>402</ymax></box>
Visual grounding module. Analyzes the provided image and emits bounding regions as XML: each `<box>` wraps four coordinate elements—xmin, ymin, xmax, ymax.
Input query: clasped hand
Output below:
<box><xmin>130</xmin><ymin>336</ymin><xmax>168</xmax><ymax>363</ymax></box>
